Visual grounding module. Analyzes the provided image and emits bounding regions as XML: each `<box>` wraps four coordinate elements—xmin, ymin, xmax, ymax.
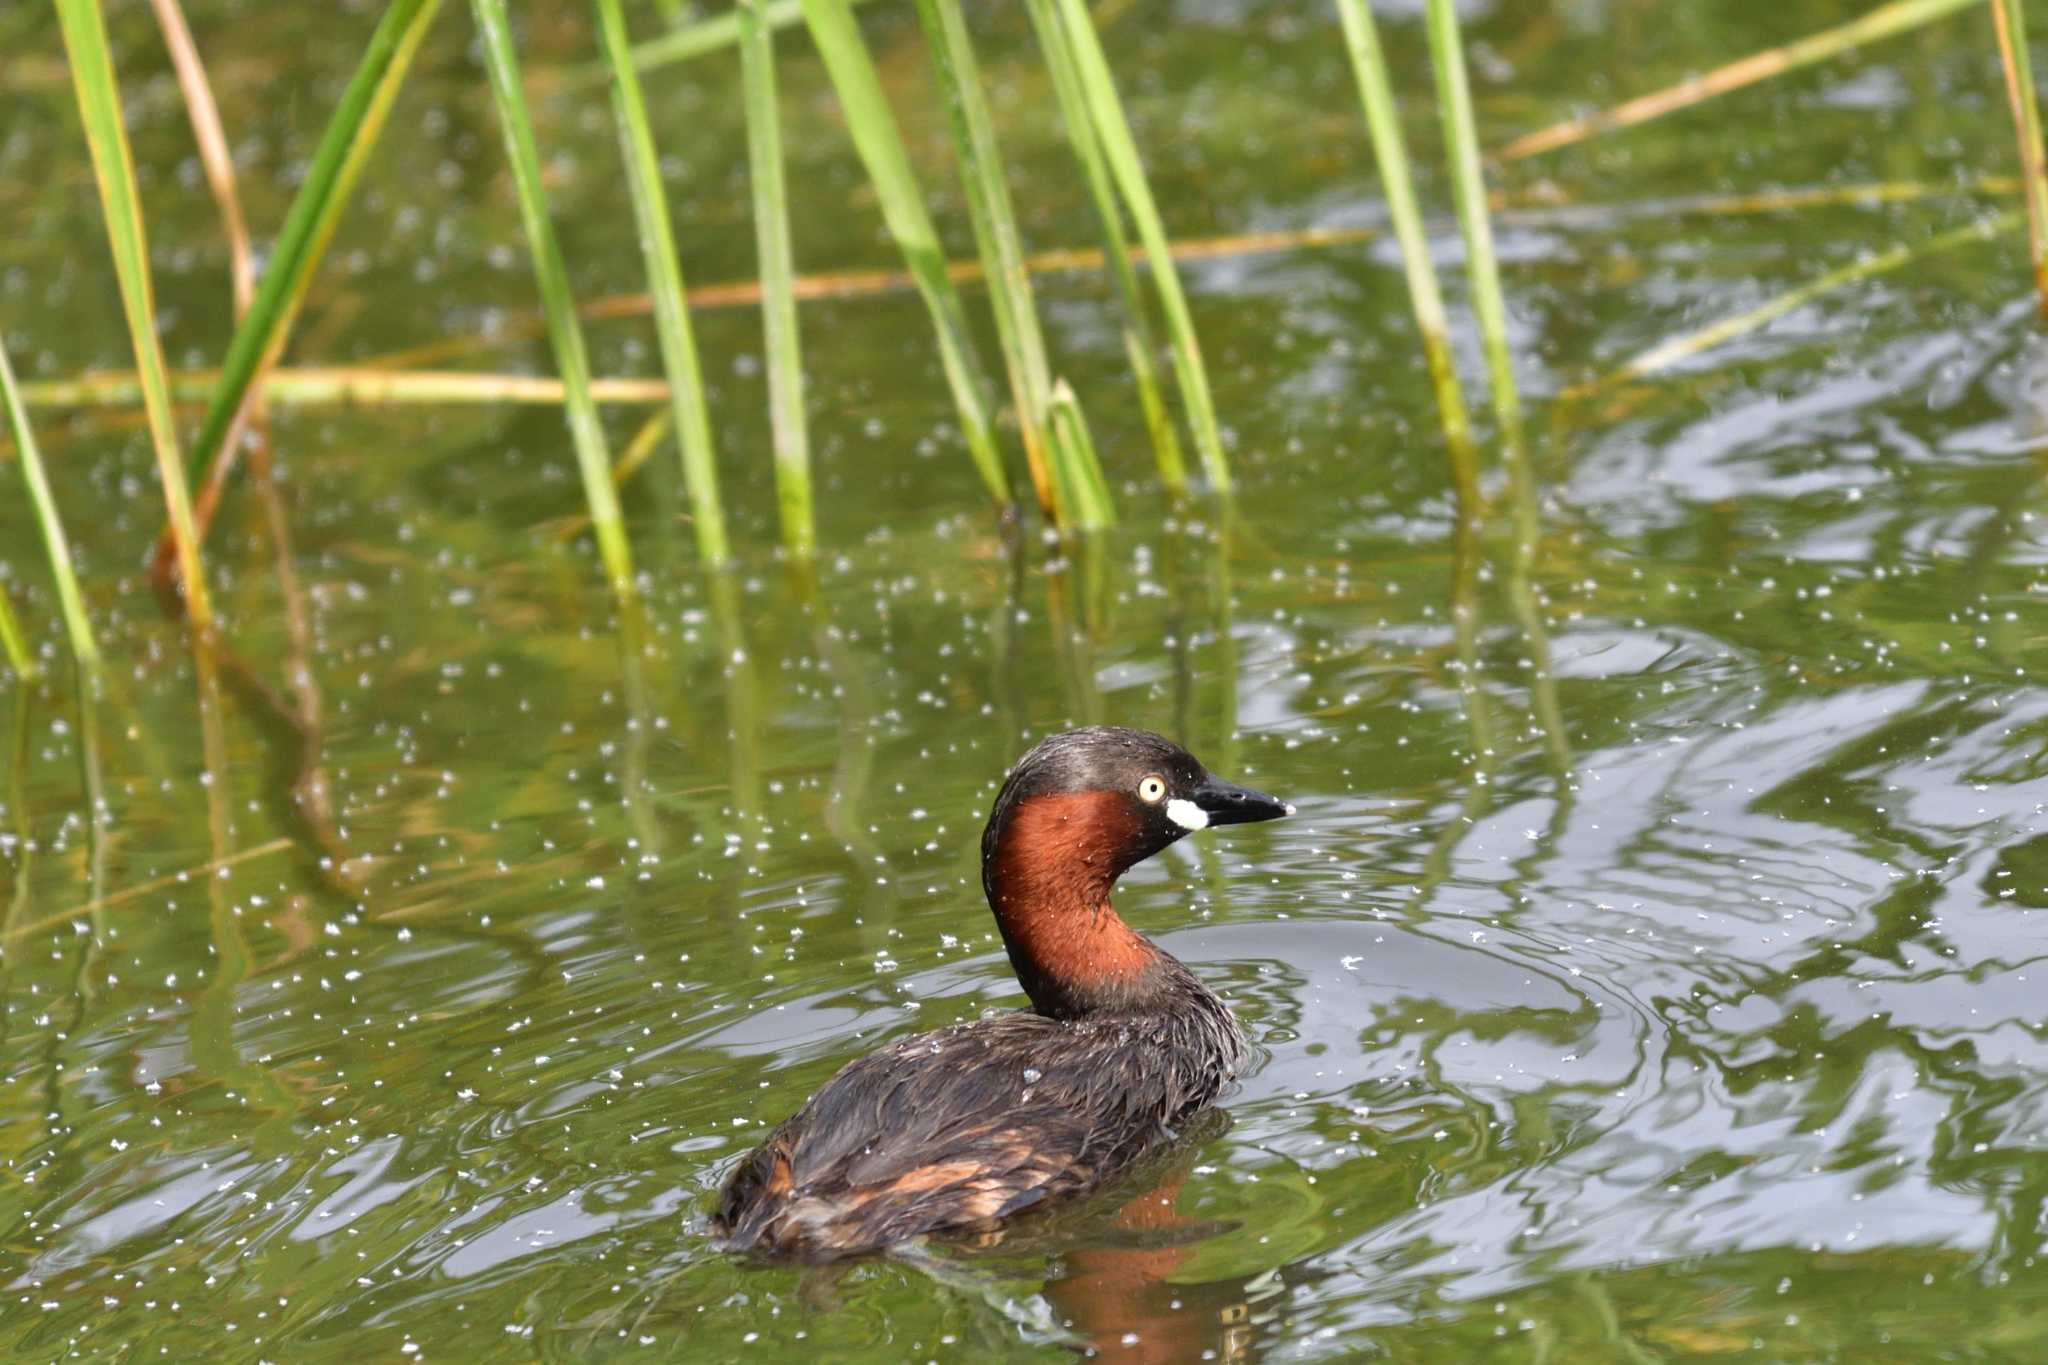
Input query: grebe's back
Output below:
<box><xmin>712</xmin><ymin>728</ymin><xmax>1287</xmax><ymax>1258</ymax></box>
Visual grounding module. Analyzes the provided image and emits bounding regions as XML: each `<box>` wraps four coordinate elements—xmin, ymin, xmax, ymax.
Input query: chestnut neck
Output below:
<box><xmin>981</xmin><ymin>790</ymin><xmax>1172</xmax><ymax>1020</ymax></box>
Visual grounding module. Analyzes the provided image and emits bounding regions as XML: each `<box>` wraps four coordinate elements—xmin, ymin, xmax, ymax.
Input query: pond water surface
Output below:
<box><xmin>3</xmin><ymin>2</ymin><xmax>2048</xmax><ymax>1360</ymax></box>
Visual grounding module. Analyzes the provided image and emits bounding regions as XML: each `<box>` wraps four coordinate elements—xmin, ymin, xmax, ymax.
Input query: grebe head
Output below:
<box><xmin>980</xmin><ymin>727</ymin><xmax>1291</xmax><ymax>1017</ymax></box>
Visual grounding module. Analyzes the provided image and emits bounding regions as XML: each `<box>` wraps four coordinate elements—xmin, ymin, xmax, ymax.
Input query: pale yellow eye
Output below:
<box><xmin>1137</xmin><ymin>775</ymin><xmax>1168</xmax><ymax>804</ymax></box>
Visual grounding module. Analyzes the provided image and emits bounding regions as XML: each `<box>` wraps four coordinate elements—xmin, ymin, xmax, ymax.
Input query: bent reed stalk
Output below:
<box><xmin>55</xmin><ymin>0</ymin><xmax>212</xmax><ymax>628</ymax></box>
<box><xmin>176</xmin><ymin>0</ymin><xmax>443</xmax><ymax>566</ymax></box>
<box><xmin>0</xmin><ymin>338</ymin><xmax>96</xmax><ymax>668</ymax></box>
<box><xmin>1498</xmin><ymin>0</ymin><xmax>1981</xmax><ymax>161</ymax></box>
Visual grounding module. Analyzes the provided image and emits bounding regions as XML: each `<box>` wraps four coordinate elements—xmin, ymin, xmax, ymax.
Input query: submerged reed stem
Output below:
<box><xmin>1596</xmin><ymin>211</ymin><xmax>2022</xmax><ymax>388</ymax></box>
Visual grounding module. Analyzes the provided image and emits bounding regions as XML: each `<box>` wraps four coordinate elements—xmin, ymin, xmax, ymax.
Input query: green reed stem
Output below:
<box><xmin>1050</xmin><ymin>0</ymin><xmax>1230</xmax><ymax>491</ymax></box>
<box><xmin>55</xmin><ymin>0</ymin><xmax>211</xmax><ymax>628</ymax></box>
<box><xmin>737</xmin><ymin>0</ymin><xmax>817</xmax><ymax>557</ymax></box>
<box><xmin>1424</xmin><ymin>0</ymin><xmax>1520</xmax><ymax>446</ymax></box>
<box><xmin>0</xmin><ymin>338</ymin><xmax>96</xmax><ymax>668</ymax></box>
<box><xmin>914</xmin><ymin>0</ymin><xmax>1076</xmax><ymax>521</ymax></box>
<box><xmin>1047</xmin><ymin>378</ymin><xmax>1114</xmax><ymax>528</ymax></box>
<box><xmin>1990</xmin><ymin>0</ymin><xmax>2048</xmax><ymax>311</ymax></box>
<box><xmin>799</xmin><ymin>0</ymin><xmax>1010</xmax><ymax>509</ymax></box>
<box><xmin>0</xmin><ymin>581</ymin><xmax>31</xmax><ymax>680</ymax></box>
<box><xmin>473</xmin><ymin>0</ymin><xmax>635</xmax><ymax>597</ymax></box>
<box><xmin>1333</xmin><ymin>0</ymin><xmax>1476</xmax><ymax>499</ymax></box>
<box><xmin>597</xmin><ymin>0</ymin><xmax>731</xmax><ymax>567</ymax></box>
<box><xmin>182</xmin><ymin>0</ymin><xmax>442</xmax><ymax>525</ymax></box>
<box><xmin>1022</xmin><ymin>0</ymin><xmax>1184</xmax><ymax>493</ymax></box>
<box><xmin>1423</xmin><ymin>0</ymin><xmax>1540</xmax><ymax>590</ymax></box>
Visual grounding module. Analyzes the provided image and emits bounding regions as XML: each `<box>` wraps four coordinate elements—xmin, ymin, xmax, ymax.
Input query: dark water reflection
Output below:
<box><xmin>6</xmin><ymin>0</ymin><xmax>2048</xmax><ymax>1359</ymax></box>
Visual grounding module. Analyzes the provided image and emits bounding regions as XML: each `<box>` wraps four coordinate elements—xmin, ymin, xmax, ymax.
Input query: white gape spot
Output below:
<box><xmin>1165</xmin><ymin>798</ymin><xmax>1209</xmax><ymax>831</ymax></box>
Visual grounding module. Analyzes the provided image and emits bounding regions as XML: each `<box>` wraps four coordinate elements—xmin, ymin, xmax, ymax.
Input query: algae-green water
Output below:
<box><xmin>3</xmin><ymin>3</ymin><xmax>2047</xmax><ymax>1359</ymax></box>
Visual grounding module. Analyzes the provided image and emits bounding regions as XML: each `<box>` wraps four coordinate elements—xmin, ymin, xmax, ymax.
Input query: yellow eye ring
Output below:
<box><xmin>1137</xmin><ymin>775</ymin><xmax>1167</xmax><ymax>804</ymax></box>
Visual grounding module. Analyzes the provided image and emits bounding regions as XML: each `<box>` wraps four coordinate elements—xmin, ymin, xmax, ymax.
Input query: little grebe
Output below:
<box><xmin>712</xmin><ymin>726</ymin><xmax>1290</xmax><ymax>1258</ymax></box>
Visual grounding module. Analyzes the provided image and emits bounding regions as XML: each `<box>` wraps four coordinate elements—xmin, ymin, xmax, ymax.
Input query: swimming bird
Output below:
<box><xmin>712</xmin><ymin>726</ymin><xmax>1291</xmax><ymax>1258</ymax></box>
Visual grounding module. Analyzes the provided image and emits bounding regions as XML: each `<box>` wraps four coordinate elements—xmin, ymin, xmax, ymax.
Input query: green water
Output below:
<box><xmin>4</xmin><ymin>2</ymin><xmax>2048</xmax><ymax>1359</ymax></box>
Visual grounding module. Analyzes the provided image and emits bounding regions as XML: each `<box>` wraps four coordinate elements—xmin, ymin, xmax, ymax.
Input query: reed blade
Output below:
<box><xmin>1990</xmin><ymin>0</ymin><xmax>2048</xmax><ymax>311</ymax></box>
<box><xmin>1423</xmin><ymin>0</ymin><xmax>1537</xmax><ymax>568</ymax></box>
<box><xmin>737</xmin><ymin>0</ymin><xmax>817</xmax><ymax>557</ymax></box>
<box><xmin>798</xmin><ymin>0</ymin><xmax>1011</xmax><ymax>509</ymax></box>
<box><xmin>1333</xmin><ymin>0</ymin><xmax>1476</xmax><ymax>495</ymax></box>
<box><xmin>597</xmin><ymin>0</ymin><xmax>732</xmax><ymax>566</ymax></box>
<box><xmin>1047</xmin><ymin>378</ymin><xmax>1115</xmax><ymax>529</ymax></box>
<box><xmin>1500</xmin><ymin>0</ymin><xmax>1979</xmax><ymax>161</ymax></box>
<box><xmin>0</xmin><ymin>337</ymin><xmax>96</xmax><ymax>667</ymax></box>
<box><xmin>178</xmin><ymin>0</ymin><xmax>443</xmax><ymax>543</ymax></box>
<box><xmin>1424</xmin><ymin>0</ymin><xmax>1519</xmax><ymax>443</ymax></box>
<box><xmin>915</xmin><ymin>0</ymin><xmax>1077</xmax><ymax>520</ymax></box>
<box><xmin>1049</xmin><ymin>0</ymin><xmax>1230</xmax><ymax>490</ymax></box>
<box><xmin>55</xmin><ymin>0</ymin><xmax>212</xmax><ymax>628</ymax></box>
<box><xmin>0</xmin><ymin>581</ymin><xmax>32</xmax><ymax>680</ymax></box>
<box><xmin>472</xmin><ymin>0</ymin><xmax>635</xmax><ymax>596</ymax></box>
<box><xmin>1022</xmin><ymin>0</ymin><xmax>1183</xmax><ymax>492</ymax></box>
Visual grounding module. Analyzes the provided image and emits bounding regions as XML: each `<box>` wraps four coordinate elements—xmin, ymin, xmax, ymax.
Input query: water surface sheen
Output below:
<box><xmin>3</xmin><ymin>2</ymin><xmax>2048</xmax><ymax>1360</ymax></box>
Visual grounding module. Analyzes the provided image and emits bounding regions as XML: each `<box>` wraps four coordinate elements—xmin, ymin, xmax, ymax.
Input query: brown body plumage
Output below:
<box><xmin>711</xmin><ymin>727</ymin><xmax>1290</xmax><ymax>1259</ymax></box>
